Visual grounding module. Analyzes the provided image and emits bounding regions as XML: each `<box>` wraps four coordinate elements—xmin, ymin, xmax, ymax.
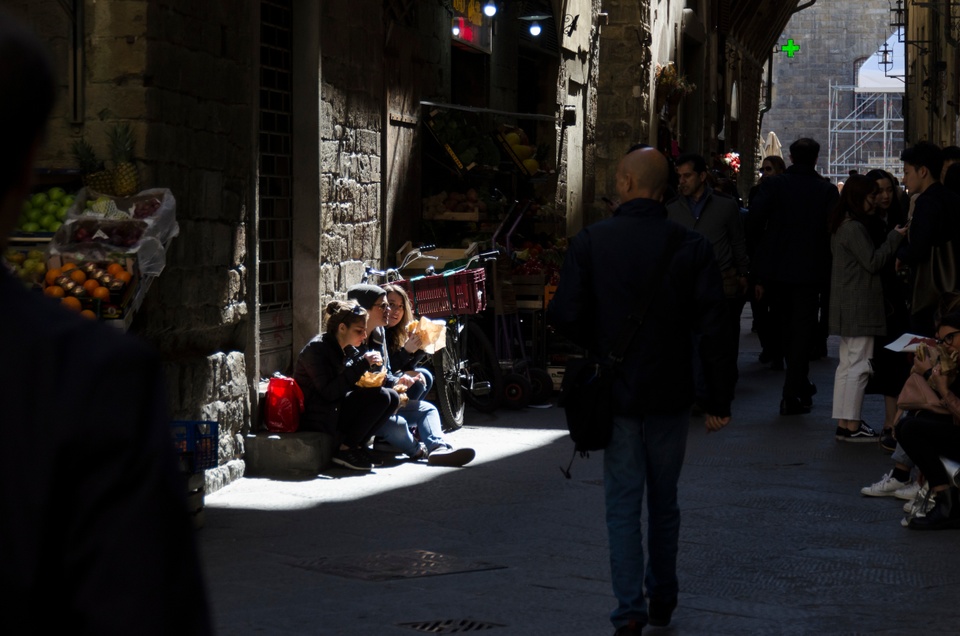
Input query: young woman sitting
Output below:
<box><xmin>293</xmin><ymin>300</ymin><xmax>400</xmax><ymax>472</ymax></box>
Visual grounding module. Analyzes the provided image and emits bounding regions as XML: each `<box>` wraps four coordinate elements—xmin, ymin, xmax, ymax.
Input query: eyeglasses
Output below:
<box><xmin>935</xmin><ymin>330</ymin><xmax>960</xmax><ymax>346</ymax></box>
<box><xmin>387</xmin><ymin>302</ymin><xmax>403</xmax><ymax>311</ymax></box>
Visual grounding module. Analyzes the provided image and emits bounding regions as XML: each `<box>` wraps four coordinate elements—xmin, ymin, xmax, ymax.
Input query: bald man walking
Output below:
<box><xmin>549</xmin><ymin>146</ymin><xmax>732</xmax><ymax>635</ymax></box>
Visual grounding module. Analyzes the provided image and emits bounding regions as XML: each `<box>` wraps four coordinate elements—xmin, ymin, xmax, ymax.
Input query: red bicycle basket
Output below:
<box><xmin>395</xmin><ymin>268</ymin><xmax>486</xmax><ymax>319</ymax></box>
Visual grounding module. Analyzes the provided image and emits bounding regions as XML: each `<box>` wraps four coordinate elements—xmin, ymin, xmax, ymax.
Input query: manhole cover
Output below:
<box><xmin>292</xmin><ymin>549</ymin><xmax>506</xmax><ymax>581</ymax></box>
<box><xmin>397</xmin><ymin>619</ymin><xmax>505</xmax><ymax>633</ymax></box>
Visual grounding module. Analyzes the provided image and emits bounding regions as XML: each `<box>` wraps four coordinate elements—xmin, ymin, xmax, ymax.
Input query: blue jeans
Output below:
<box><xmin>604</xmin><ymin>412</ymin><xmax>689</xmax><ymax>629</ymax></box>
<box><xmin>375</xmin><ymin>369</ymin><xmax>446</xmax><ymax>456</ymax></box>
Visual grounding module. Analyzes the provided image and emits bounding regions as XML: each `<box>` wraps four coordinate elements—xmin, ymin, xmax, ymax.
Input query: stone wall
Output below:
<box><xmin>317</xmin><ymin>1</ymin><xmax>385</xmax><ymax>304</ymax></box>
<box><xmin>762</xmin><ymin>0</ymin><xmax>894</xmax><ymax>170</ymax></box>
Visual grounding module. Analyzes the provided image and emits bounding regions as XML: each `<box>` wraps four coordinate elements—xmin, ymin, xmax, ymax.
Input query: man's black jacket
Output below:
<box><xmin>547</xmin><ymin>197</ymin><xmax>732</xmax><ymax>417</ymax></box>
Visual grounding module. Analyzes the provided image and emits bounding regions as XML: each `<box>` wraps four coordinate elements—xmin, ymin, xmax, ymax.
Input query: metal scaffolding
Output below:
<box><xmin>827</xmin><ymin>82</ymin><xmax>904</xmax><ymax>183</ymax></box>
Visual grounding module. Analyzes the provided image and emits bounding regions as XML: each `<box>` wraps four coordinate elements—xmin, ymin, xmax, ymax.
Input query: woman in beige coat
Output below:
<box><xmin>829</xmin><ymin>175</ymin><xmax>907</xmax><ymax>441</ymax></box>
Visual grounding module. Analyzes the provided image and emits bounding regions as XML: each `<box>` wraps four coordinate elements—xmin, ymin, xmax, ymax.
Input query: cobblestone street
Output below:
<box><xmin>201</xmin><ymin>317</ymin><xmax>960</xmax><ymax>635</ymax></box>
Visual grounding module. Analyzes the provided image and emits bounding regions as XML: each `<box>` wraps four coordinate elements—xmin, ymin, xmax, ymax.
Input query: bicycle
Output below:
<box><xmin>362</xmin><ymin>247</ymin><xmax>502</xmax><ymax>431</ymax></box>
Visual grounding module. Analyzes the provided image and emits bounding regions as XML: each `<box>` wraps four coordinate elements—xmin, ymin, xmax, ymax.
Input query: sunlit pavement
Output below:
<box><xmin>200</xmin><ymin>312</ymin><xmax>960</xmax><ymax>635</ymax></box>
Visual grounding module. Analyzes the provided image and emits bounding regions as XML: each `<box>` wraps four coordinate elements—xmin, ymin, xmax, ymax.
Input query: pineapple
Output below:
<box><xmin>71</xmin><ymin>138</ymin><xmax>115</xmax><ymax>195</ymax></box>
<box><xmin>108</xmin><ymin>123</ymin><xmax>140</xmax><ymax>196</ymax></box>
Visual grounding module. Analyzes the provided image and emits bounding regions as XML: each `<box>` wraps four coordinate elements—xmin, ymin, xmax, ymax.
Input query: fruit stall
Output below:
<box><xmin>2</xmin><ymin>125</ymin><xmax>177</xmax><ymax>330</ymax></box>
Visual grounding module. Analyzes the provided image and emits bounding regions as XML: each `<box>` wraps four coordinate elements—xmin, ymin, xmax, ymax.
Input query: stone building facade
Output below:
<box><xmin>903</xmin><ymin>1</ymin><xmax>960</xmax><ymax>147</ymax></box>
<box><xmin>762</xmin><ymin>0</ymin><xmax>896</xmax><ymax>174</ymax></box>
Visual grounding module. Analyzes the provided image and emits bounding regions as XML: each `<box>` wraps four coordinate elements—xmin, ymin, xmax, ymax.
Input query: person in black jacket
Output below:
<box><xmin>548</xmin><ymin>145</ymin><xmax>731</xmax><ymax>636</ymax></box>
<box><xmin>895</xmin><ymin>142</ymin><xmax>960</xmax><ymax>336</ymax></box>
<box><xmin>0</xmin><ymin>11</ymin><xmax>211</xmax><ymax>633</ymax></box>
<box><xmin>748</xmin><ymin>138</ymin><xmax>839</xmax><ymax>415</ymax></box>
<box><xmin>293</xmin><ymin>300</ymin><xmax>399</xmax><ymax>471</ymax></box>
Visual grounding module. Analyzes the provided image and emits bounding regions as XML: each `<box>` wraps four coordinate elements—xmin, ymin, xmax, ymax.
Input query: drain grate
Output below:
<box><xmin>397</xmin><ymin>619</ymin><xmax>505</xmax><ymax>633</ymax></box>
<box><xmin>291</xmin><ymin>549</ymin><xmax>506</xmax><ymax>581</ymax></box>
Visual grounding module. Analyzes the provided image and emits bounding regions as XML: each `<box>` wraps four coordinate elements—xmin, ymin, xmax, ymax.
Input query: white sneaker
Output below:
<box><xmin>902</xmin><ymin>484</ymin><xmax>932</xmax><ymax>514</ymax></box>
<box><xmin>893</xmin><ymin>481</ymin><xmax>920</xmax><ymax>501</ymax></box>
<box><xmin>860</xmin><ymin>470</ymin><xmax>909</xmax><ymax>497</ymax></box>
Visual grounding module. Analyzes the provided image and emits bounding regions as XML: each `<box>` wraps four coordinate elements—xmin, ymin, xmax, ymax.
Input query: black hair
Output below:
<box><xmin>942</xmin><ymin>145</ymin><xmax>960</xmax><ymax>162</ymax></box>
<box><xmin>0</xmin><ymin>10</ymin><xmax>56</xmax><ymax>199</ymax></box>
<box><xmin>828</xmin><ymin>174</ymin><xmax>877</xmax><ymax>234</ymax></box>
<box><xmin>900</xmin><ymin>141</ymin><xmax>943</xmax><ymax>182</ymax></box>
<box><xmin>944</xmin><ymin>163</ymin><xmax>960</xmax><ymax>195</ymax></box>
<box><xmin>935</xmin><ymin>293</ymin><xmax>960</xmax><ymax>330</ymax></box>
<box><xmin>675</xmin><ymin>153</ymin><xmax>708</xmax><ymax>174</ymax></box>
<box><xmin>789</xmin><ymin>138</ymin><xmax>821</xmax><ymax>167</ymax></box>
<box><xmin>864</xmin><ymin>168</ymin><xmax>905</xmax><ymax>224</ymax></box>
<box><xmin>761</xmin><ymin>155</ymin><xmax>786</xmax><ymax>174</ymax></box>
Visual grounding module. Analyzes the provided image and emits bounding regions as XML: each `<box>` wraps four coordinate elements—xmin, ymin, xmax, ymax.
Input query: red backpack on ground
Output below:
<box><xmin>264</xmin><ymin>374</ymin><xmax>304</xmax><ymax>433</ymax></box>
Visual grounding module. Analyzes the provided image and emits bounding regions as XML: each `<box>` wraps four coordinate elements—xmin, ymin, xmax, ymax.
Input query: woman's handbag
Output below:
<box><xmin>896</xmin><ymin>373</ymin><xmax>950</xmax><ymax>415</ymax></box>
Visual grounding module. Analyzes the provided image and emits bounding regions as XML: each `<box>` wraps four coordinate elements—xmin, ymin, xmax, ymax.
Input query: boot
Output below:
<box><xmin>908</xmin><ymin>487</ymin><xmax>960</xmax><ymax>530</ymax></box>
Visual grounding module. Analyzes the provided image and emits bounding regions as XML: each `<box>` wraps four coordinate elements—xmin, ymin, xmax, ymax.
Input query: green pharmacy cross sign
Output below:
<box><xmin>780</xmin><ymin>39</ymin><xmax>800</xmax><ymax>57</ymax></box>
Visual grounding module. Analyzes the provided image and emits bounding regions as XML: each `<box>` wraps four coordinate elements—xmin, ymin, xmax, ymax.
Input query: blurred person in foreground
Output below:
<box><xmin>0</xmin><ymin>11</ymin><xmax>211</xmax><ymax>634</ymax></box>
<box><xmin>549</xmin><ymin>145</ymin><xmax>732</xmax><ymax>635</ymax></box>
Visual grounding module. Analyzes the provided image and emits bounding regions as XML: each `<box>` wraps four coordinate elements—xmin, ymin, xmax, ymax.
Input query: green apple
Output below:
<box><xmin>30</xmin><ymin>192</ymin><xmax>48</xmax><ymax>207</ymax></box>
<box><xmin>47</xmin><ymin>187</ymin><xmax>65</xmax><ymax>201</ymax></box>
<box><xmin>25</xmin><ymin>208</ymin><xmax>42</xmax><ymax>223</ymax></box>
<box><xmin>56</xmin><ymin>206</ymin><xmax>68</xmax><ymax>221</ymax></box>
<box><xmin>21</xmin><ymin>222</ymin><xmax>40</xmax><ymax>233</ymax></box>
<box><xmin>43</xmin><ymin>201</ymin><xmax>60</xmax><ymax>215</ymax></box>
<box><xmin>61</xmin><ymin>195</ymin><xmax>75</xmax><ymax>207</ymax></box>
<box><xmin>39</xmin><ymin>214</ymin><xmax>57</xmax><ymax>230</ymax></box>
<box><xmin>48</xmin><ymin>221</ymin><xmax>62</xmax><ymax>233</ymax></box>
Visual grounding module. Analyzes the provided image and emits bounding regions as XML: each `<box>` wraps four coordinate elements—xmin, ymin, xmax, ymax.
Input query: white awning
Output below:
<box><xmin>857</xmin><ymin>30</ymin><xmax>904</xmax><ymax>93</ymax></box>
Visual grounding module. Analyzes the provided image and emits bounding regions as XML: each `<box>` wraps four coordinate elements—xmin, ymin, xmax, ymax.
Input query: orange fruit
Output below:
<box><xmin>61</xmin><ymin>296</ymin><xmax>82</xmax><ymax>311</ymax></box>
<box><xmin>61</xmin><ymin>262</ymin><xmax>78</xmax><ymax>273</ymax></box>
<box><xmin>69</xmin><ymin>269</ymin><xmax>86</xmax><ymax>284</ymax></box>
<box><xmin>115</xmin><ymin>271</ymin><xmax>132</xmax><ymax>284</ymax></box>
<box><xmin>107</xmin><ymin>263</ymin><xmax>125</xmax><ymax>276</ymax></box>
<box><xmin>45</xmin><ymin>268</ymin><xmax>62</xmax><ymax>286</ymax></box>
<box><xmin>80</xmin><ymin>309</ymin><xmax>97</xmax><ymax>320</ymax></box>
<box><xmin>82</xmin><ymin>279</ymin><xmax>100</xmax><ymax>294</ymax></box>
<box><xmin>92</xmin><ymin>286</ymin><xmax>111</xmax><ymax>301</ymax></box>
<box><xmin>44</xmin><ymin>285</ymin><xmax>65</xmax><ymax>298</ymax></box>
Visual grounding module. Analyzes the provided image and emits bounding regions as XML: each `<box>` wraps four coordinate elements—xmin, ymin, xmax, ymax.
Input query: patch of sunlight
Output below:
<box><xmin>204</xmin><ymin>426</ymin><xmax>568</xmax><ymax>512</ymax></box>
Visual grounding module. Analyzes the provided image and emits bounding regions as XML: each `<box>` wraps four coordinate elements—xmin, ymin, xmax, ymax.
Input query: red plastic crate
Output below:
<box><xmin>395</xmin><ymin>268</ymin><xmax>486</xmax><ymax>319</ymax></box>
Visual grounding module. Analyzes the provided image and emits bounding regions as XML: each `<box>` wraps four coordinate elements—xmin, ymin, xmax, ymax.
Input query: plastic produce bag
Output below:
<box><xmin>264</xmin><ymin>374</ymin><xmax>304</xmax><ymax>433</ymax></box>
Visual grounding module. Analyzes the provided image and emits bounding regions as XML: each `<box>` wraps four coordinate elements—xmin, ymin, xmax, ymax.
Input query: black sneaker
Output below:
<box><xmin>879</xmin><ymin>428</ymin><xmax>897</xmax><ymax>453</ymax></box>
<box><xmin>780</xmin><ymin>397</ymin><xmax>811</xmax><ymax>416</ymax></box>
<box><xmin>355</xmin><ymin>447</ymin><xmax>384</xmax><ymax>467</ymax></box>
<box><xmin>427</xmin><ymin>446</ymin><xmax>476</xmax><ymax>467</ymax></box>
<box><xmin>613</xmin><ymin>621</ymin><xmax>643</xmax><ymax>636</ymax></box>
<box><xmin>332</xmin><ymin>449</ymin><xmax>373</xmax><ymax>471</ymax></box>
<box><xmin>837</xmin><ymin>420</ymin><xmax>879</xmax><ymax>443</ymax></box>
<box><xmin>648</xmin><ymin>599</ymin><xmax>677</xmax><ymax>627</ymax></box>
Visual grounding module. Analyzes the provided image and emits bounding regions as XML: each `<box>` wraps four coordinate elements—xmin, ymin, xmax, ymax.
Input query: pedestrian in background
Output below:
<box><xmin>0</xmin><ymin>10</ymin><xmax>211</xmax><ymax>633</ymax></box>
<box><xmin>896</xmin><ymin>142</ymin><xmax>960</xmax><ymax>336</ymax></box>
<box><xmin>549</xmin><ymin>145</ymin><xmax>732</xmax><ymax>636</ymax></box>
<box><xmin>827</xmin><ymin>175</ymin><xmax>906</xmax><ymax>442</ymax></box>
<box><xmin>863</xmin><ymin>169</ymin><xmax>911</xmax><ymax>449</ymax></box>
<box><xmin>748</xmin><ymin>138</ymin><xmax>839</xmax><ymax>415</ymax></box>
<box><xmin>667</xmin><ymin>153</ymin><xmax>749</xmax><ymax>403</ymax></box>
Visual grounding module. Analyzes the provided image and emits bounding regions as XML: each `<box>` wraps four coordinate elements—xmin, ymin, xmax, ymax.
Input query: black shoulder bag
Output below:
<box><xmin>559</xmin><ymin>228</ymin><xmax>682</xmax><ymax>478</ymax></box>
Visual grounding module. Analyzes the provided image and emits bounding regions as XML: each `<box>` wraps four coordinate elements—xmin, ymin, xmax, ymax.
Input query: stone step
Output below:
<box><xmin>244</xmin><ymin>431</ymin><xmax>335</xmax><ymax>477</ymax></box>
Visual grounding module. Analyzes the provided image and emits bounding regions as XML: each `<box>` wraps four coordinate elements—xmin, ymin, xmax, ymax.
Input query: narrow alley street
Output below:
<box><xmin>199</xmin><ymin>314</ymin><xmax>960</xmax><ymax>635</ymax></box>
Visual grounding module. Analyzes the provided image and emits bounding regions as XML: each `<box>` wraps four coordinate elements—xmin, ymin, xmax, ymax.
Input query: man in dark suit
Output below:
<box><xmin>748</xmin><ymin>138</ymin><xmax>839</xmax><ymax>415</ymax></box>
<box><xmin>0</xmin><ymin>11</ymin><xmax>211</xmax><ymax>634</ymax></box>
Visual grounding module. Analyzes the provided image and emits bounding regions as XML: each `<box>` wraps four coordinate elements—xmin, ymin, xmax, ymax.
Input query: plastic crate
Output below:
<box><xmin>396</xmin><ymin>268</ymin><xmax>486</xmax><ymax>319</ymax></box>
<box><xmin>170</xmin><ymin>420</ymin><xmax>218</xmax><ymax>473</ymax></box>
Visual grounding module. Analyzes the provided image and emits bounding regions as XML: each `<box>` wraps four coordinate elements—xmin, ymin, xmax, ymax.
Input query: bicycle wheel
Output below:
<box><xmin>528</xmin><ymin>367</ymin><xmax>554</xmax><ymax>405</ymax></box>
<box><xmin>434</xmin><ymin>324</ymin><xmax>465</xmax><ymax>431</ymax></box>
<box><xmin>462</xmin><ymin>319</ymin><xmax>503</xmax><ymax>412</ymax></box>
